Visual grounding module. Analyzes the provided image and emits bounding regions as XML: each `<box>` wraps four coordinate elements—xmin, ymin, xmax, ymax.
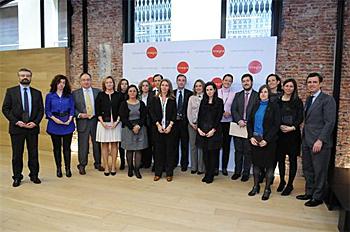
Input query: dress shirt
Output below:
<box><xmin>141</xmin><ymin>93</ymin><xmax>148</xmax><ymax>106</ymax></box>
<box><xmin>20</xmin><ymin>84</ymin><xmax>32</xmax><ymax>116</ymax></box>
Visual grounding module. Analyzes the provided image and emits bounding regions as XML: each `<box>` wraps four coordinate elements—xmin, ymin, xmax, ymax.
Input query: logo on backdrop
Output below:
<box><xmin>212</xmin><ymin>77</ymin><xmax>223</xmax><ymax>89</ymax></box>
<box><xmin>147</xmin><ymin>76</ymin><xmax>154</xmax><ymax>86</ymax></box>
<box><xmin>212</xmin><ymin>44</ymin><xmax>225</xmax><ymax>58</ymax></box>
<box><xmin>177</xmin><ymin>61</ymin><xmax>189</xmax><ymax>74</ymax></box>
<box><xmin>248</xmin><ymin>60</ymin><xmax>262</xmax><ymax>74</ymax></box>
<box><xmin>146</xmin><ymin>47</ymin><xmax>157</xmax><ymax>59</ymax></box>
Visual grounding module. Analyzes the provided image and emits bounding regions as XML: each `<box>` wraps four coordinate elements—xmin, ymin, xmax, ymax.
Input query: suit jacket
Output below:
<box><xmin>2</xmin><ymin>85</ymin><xmax>44</xmax><ymax>134</ymax></box>
<box><xmin>73</xmin><ymin>87</ymin><xmax>101</xmax><ymax>132</ymax></box>
<box><xmin>149</xmin><ymin>96</ymin><xmax>177</xmax><ymax>128</ymax></box>
<box><xmin>174</xmin><ymin>88</ymin><xmax>192</xmax><ymax>122</ymax></box>
<box><xmin>247</xmin><ymin>100</ymin><xmax>281</xmax><ymax>143</ymax></box>
<box><xmin>302</xmin><ymin>92</ymin><xmax>336</xmax><ymax>148</ymax></box>
<box><xmin>231</xmin><ymin>89</ymin><xmax>259</xmax><ymax>123</ymax></box>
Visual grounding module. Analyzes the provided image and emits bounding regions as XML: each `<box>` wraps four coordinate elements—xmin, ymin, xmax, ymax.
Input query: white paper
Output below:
<box><xmin>229</xmin><ymin>122</ymin><xmax>248</xmax><ymax>138</ymax></box>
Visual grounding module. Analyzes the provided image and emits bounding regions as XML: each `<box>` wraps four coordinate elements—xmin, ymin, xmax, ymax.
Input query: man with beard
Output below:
<box><xmin>2</xmin><ymin>68</ymin><xmax>44</xmax><ymax>187</ymax></box>
<box><xmin>230</xmin><ymin>73</ymin><xmax>259</xmax><ymax>182</ymax></box>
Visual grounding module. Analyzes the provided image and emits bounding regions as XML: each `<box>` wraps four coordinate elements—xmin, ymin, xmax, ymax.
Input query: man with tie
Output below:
<box><xmin>296</xmin><ymin>72</ymin><xmax>336</xmax><ymax>207</ymax></box>
<box><xmin>174</xmin><ymin>74</ymin><xmax>193</xmax><ymax>171</ymax></box>
<box><xmin>73</xmin><ymin>73</ymin><xmax>104</xmax><ymax>174</ymax></box>
<box><xmin>152</xmin><ymin>74</ymin><xmax>163</xmax><ymax>95</ymax></box>
<box><xmin>230</xmin><ymin>73</ymin><xmax>259</xmax><ymax>182</ymax></box>
<box><xmin>2</xmin><ymin>68</ymin><xmax>44</xmax><ymax>187</ymax></box>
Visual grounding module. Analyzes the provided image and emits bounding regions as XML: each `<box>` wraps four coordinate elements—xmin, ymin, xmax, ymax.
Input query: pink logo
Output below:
<box><xmin>248</xmin><ymin>60</ymin><xmax>262</xmax><ymax>74</ymax></box>
<box><xmin>212</xmin><ymin>77</ymin><xmax>222</xmax><ymax>89</ymax></box>
<box><xmin>177</xmin><ymin>61</ymin><xmax>189</xmax><ymax>74</ymax></box>
<box><xmin>146</xmin><ymin>47</ymin><xmax>157</xmax><ymax>59</ymax></box>
<box><xmin>212</xmin><ymin>44</ymin><xmax>225</xmax><ymax>58</ymax></box>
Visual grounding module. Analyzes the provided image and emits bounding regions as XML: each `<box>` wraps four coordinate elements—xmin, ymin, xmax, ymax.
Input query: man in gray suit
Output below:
<box><xmin>296</xmin><ymin>72</ymin><xmax>336</xmax><ymax>207</ymax></box>
<box><xmin>231</xmin><ymin>73</ymin><xmax>259</xmax><ymax>182</ymax></box>
<box><xmin>73</xmin><ymin>73</ymin><xmax>104</xmax><ymax>174</ymax></box>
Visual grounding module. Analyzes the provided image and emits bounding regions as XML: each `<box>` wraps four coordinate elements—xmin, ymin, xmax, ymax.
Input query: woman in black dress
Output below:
<box><xmin>117</xmin><ymin>78</ymin><xmax>129</xmax><ymax>170</ymax></box>
<box><xmin>149</xmin><ymin>79</ymin><xmax>177</xmax><ymax>182</ymax></box>
<box><xmin>196</xmin><ymin>82</ymin><xmax>224</xmax><ymax>184</ymax></box>
<box><xmin>247</xmin><ymin>85</ymin><xmax>280</xmax><ymax>200</ymax></box>
<box><xmin>276</xmin><ymin>78</ymin><xmax>303</xmax><ymax>195</ymax></box>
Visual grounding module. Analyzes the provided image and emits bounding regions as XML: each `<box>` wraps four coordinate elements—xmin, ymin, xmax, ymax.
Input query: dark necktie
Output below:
<box><xmin>24</xmin><ymin>88</ymin><xmax>29</xmax><ymax>114</ymax></box>
<box><xmin>177</xmin><ymin>90</ymin><xmax>183</xmax><ymax>115</ymax></box>
<box><xmin>305</xmin><ymin>95</ymin><xmax>314</xmax><ymax>114</ymax></box>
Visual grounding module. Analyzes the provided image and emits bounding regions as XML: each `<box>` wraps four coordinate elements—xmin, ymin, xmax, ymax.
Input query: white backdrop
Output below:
<box><xmin>123</xmin><ymin>37</ymin><xmax>277</xmax><ymax>171</ymax></box>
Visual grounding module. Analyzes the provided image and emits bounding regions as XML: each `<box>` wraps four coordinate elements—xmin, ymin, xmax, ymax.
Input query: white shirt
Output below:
<box><xmin>311</xmin><ymin>90</ymin><xmax>321</xmax><ymax>104</ymax></box>
<box><xmin>141</xmin><ymin>93</ymin><xmax>148</xmax><ymax>106</ymax></box>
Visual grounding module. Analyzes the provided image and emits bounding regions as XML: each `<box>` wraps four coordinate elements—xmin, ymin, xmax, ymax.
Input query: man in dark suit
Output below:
<box><xmin>174</xmin><ymin>74</ymin><xmax>193</xmax><ymax>171</ymax></box>
<box><xmin>230</xmin><ymin>73</ymin><xmax>259</xmax><ymax>182</ymax></box>
<box><xmin>152</xmin><ymin>74</ymin><xmax>163</xmax><ymax>95</ymax></box>
<box><xmin>296</xmin><ymin>72</ymin><xmax>336</xmax><ymax>207</ymax></box>
<box><xmin>73</xmin><ymin>73</ymin><xmax>103</xmax><ymax>175</ymax></box>
<box><xmin>2</xmin><ymin>68</ymin><xmax>44</xmax><ymax>187</ymax></box>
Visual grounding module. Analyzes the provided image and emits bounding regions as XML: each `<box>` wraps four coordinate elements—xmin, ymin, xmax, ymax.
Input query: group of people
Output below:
<box><xmin>2</xmin><ymin>68</ymin><xmax>336</xmax><ymax>207</ymax></box>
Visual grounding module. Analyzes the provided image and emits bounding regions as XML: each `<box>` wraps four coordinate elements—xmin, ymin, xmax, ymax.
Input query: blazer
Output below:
<box><xmin>174</xmin><ymin>88</ymin><xmax>192</xmax><ymax>122</ymax></box>
<box><xmin>247</xmin><ymin>100</ymin><xmax>281</xmax><ymax>143</ymax></box>
<box><xmin>2</xmin><ymin>85</ymin><xmax>44</xmax><ymax>135</ymax></box>
<box><xmin>95</xmin><ymin>91</ymin><xmax>122</xmax><ymax>122</ymax></box>
<box><xmin>119</xmin><ymin>100</ymin><xmax>147</xmax><ymax>130</ymax></box>
<box><xmin>302</xmin><ymin>92</ymin><xmax>336</xmax><ymax>148</ymax></box>
<box><xmin>149</xmin><ymin>96</ymin><xmax>177</xmax><ymax>128</ymax></box>
<box><xmin>73</xmin><ymin>87</ymin><xmax>101</xmax><ymax>132</ymax></box>
<box><xmin>231</xmin><ymin>89</ymin><xmax>259</xmax><ymax>123</ymax></box>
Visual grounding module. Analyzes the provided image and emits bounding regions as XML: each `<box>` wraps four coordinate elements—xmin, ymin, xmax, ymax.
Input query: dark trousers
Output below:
<box><xmin>141</xmin><ymin>124</ymin><xmax>153</xmax><ymax>168</ymax></box>
<box><xmin>174</xmin><ymin>119</ymin><xmax>189</xmax><ymax>168</ymax></box>
<box><xmin>77</xmin><ymin>119</ymin><xmax>101</xmax><ymax>167</ymax></box>
<box><xmin>277</xmin><ymin>153</ymin><xmax>297</xmax><ymax>186</ymax></box>
<box><xmin>10</xmin><ymin>133</ymin><xmax>39</xmax><ymax>180</ymax></box>
<box><xmin>219</xmin><ymin>122</ymin><xmax>232</xmax><ymax>170</ymax></box>
<box><xmin>233</xmin><ymin>136</ymin><xmax>252</xmax><ymax>176</ymax></box>
<box><xmin>302</xmin><ymin>144</ymin><xmax>331</xmax><ymax>201</ymax></box>
<box><xmin>50</xmin><ymin>133</ymin><xmax>73</xmax><ymax>168</ymax></box>
<box><xmin>154</xmin><ymin>132</ymin><xmax>176</xmax><ymax>177</ymax></box>
<box><xmin>203</xmin><ymin>148</ymin><xmax>220</xmax><ymax>181</ymax></box>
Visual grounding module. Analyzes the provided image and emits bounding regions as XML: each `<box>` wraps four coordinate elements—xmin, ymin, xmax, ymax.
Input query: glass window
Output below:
<box><xmin>0</xmin><ymin>2</ymin><xmax>19</xmax><ymax>51</ymax></box>
<box><xmin>226</xmin><ymin>0</ymin><xmax>272</xmax><ymax>38</ymax></box>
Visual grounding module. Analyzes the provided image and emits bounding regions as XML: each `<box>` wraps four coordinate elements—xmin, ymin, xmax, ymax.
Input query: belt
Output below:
<box><xmin>52</xmin><ymin>112</ymin><xmax>69</xmax><ymax>117</ymax></box>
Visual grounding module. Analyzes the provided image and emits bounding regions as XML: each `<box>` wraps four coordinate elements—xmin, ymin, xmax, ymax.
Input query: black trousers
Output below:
<box><xmin>141</xmin><ymin>124</ymin><xmax>153</xmax><ymax>168</ymax></box>
<box><xmin>233</xmin><ymin>137</ymin><xmax>252</xmax><ymax>176</ymax></box>
<box><xmin>174</xmin><ymin>119</ymin><xmax>189</xmax><ymax>168</ymax></box>
<box><xmin>218</xmin><ymin>122</ymin><xmax>232</xmax><ymax>170</ymax></box>
<box><xmin>203</xmin><ymin>148</ymin><xmax>220</xmax><ymax>180</ymax></box>
<box><xmin>10</xmin><ymin>133</ymin><xmax>39</xmax><ymax>180</ymax></box>
<box><xmin>50</xmin><ymin>133</ymin><xmax>73</xmax><ymax>168</ymax></box>
<box><xmin>154</xmin><ymin>132</ymin><xmax>176</xmax><ymax>177</ymax></box>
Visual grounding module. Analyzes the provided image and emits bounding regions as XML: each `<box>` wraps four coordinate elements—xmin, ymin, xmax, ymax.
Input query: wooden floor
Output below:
<box><xmin>0</xmin><ymin>145</ymin><xmax>338</xmax><ymax>232</ymax></box>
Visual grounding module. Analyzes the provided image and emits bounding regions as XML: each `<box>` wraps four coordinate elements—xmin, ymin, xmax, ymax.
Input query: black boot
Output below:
<box><xmin>65</xmin><ymin>167</ymin><xmax>72</xmax><ymax>178</ymax></box>
<box><xmin>134</xmin><ymin>169</ymin><xmax>142</xmax><ymax>179</ymax></box>
<box><xmin>57</xmin><ymin>167</ymin><xmax>63</xmax><ymax>178</ymax></box>
<box><xmin>262</xmin><ymin>189</ymin><xmax>271</xmax><ymax>201</ymax></box>
<box><xmin>248</xmin><ymin>185</ymin><xmax>260</xmax><ymax>196</ymax></box>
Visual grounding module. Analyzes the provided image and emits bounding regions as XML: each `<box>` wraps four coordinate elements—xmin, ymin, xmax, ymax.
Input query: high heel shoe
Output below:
<box><xmin>65</xmin><ymin>167</ymin><xmax>72</xmax><ymax>178</ymax></box>
<box><xmin>262</xmin><ymin>189</ymin><xmax>271</xmax><ymax>201</ymax></box>
<box><xmin>110</xmin><ymin>170</ymin><xmax>116</xmax><ymax>176</ymax></box>
<box><xmin>104</xmin><ymin>171</ymin><xmax>110</xmax><ymax>176</ymax></box>
<box><xmin>281</xmin><ymin>185</ymin><xmax>293</xmax><ymax>196</ymax></box>
<box><xmin>134</xmin><ymin>169</ymin><xmax>142</xmax><ymax>179</ymax></box>
<box><xmin>57</xmin><ymin>167</ymin><xmax>63</xmax><ymax>178</ymax></box>
<box><xmin>248</xmin><ymin>185</ymin><xmax>260</xmax><ymax>196</ymax></box>
<box><xmin>128</xmin><ymin>167</ymin><xmax>134</xmax><ymax>177</ymax></box>
<box><xmin>277</xmin><ymin>180</ymin><xmax>286</xmax><ymax>192</ymax></box>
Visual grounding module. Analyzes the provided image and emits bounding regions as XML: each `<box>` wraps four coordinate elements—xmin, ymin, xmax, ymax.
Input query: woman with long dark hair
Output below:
<box><xmin>247</xmin><ymin>85</ymin><xmax>280</xmax><ymax>200</ymax></box>
<box><xmin>276</xmin><ymin>78</ymin><xmax>303</xmax><ymax>195</ymax></box>
<box><xmin>45</xmin><ymin>74</ymin><xmax>75</xmax><ymax>178</ymax></box>
<box><xmin>266</xmin><ymin>74</ymin><xmax>282</xmax><ymax>102</ymax></box>
<box><xmin>196</xmin><ymin>82</ymin><xmax>224</xmax><ymax>184</ymax></box>
<box><xmin>149</xmin><ymin>79</ymin><xmax>177</xmax><ymax>182</ymax></box>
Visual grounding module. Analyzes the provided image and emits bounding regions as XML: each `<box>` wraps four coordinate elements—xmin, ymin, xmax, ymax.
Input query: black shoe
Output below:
<box><xmin>77</xmin><ymin>165</ymin><xmax>86</xmax><ymax>175</ymax></box>
<box><xmin>30</xmin><ymin>177</ymin><xmax>41</xmax><ymax>184</ymax></box>
<box><xmin>296</xmin><ymin>194</ymin><xmax>312</xmax><ymax>201</ymax></box>
<box><xmin>181</xmin><ymin>166</ymin><xmax>188</xmax><ymax>172</ymax></box>
<box><xmin>135</xmin><ymin>169</ymin><xmax>142</xmax><ymax>179</ymax></box>
<box><xmin>104</xmin><ymin>172</ymin><xmax>110</xmax><ymax>176</ymax></box>
<box><xmin>262</xmin><ymin>189</ymin><xmax>271</xmax><ymax>201</ymax></box>
<box><xmin>95</xmin><ymin>165</ymin><xmax>105</xmax><ymax>172</ymax></box>
<box><xmin>231</xmin><ymin>173</ymin><xmax>241</xmax><ymax>180</ymax></box>
<box><xmin>305</xmin><ymin>199</ymin><xmax>323</xmax><ymax>207</ymax></box>
<box><xmin>202</xmin><ymin>176</ymin><xmax>208</xmax><ymax>182</ymax></box>
<box><xmin>12</xmin><ymin>179</ymin><xmax>21</xmax><ymax>187</ymax></box>
<box><xmin>248</xmin><ymin>185</ymin><xmax>260</xmax><ymax>196</ymax></box>
<box><xmin>197</xmin><ymin>171</ymin><xmax>204</xmax><ymax>175</ymax></box>
<box><xmin>110</xmin><ymin>171</ymin><xmax>117</xmax><ymax>176</ymax></box>
<box><xmin>128</xmin><ymin>168</ymin><xmax>134</xmax><ymax>177</ymax></box>
<box><xmin>222</xmin><ymin>169</ymin><xmax>228</xmax><ymax>176</ymax></box>
<box><xmin>277</xmin><ymin>180</ymin><xmax>286</xmax><ymax>192</ymax></box>
<box><xmin>57</xmin><ymin>167</ymin><xmax>63</xmax><ymax>178</ymax></box>
<box><xmin>281</xmin><ymin>185</ymin><xmax>294</xmax><ymax>196</ymax></box>
<box><xmin>206</xmin><ymin>178</ymin><xmax>213</xmax><ymax>184</ymax></box>
<box><xmin>191</xmin><ymin>170</ymin><xmax>197</xmax><ymax>174</ymax></box>
<box><xmin>120</xmin><ymin>161</ymin><xmax>125</xmax><ymax>170</ymax></box>
<box><xmin>214</xmin><ymin>169</ymin><xmax>219</xmax><ymax>176</ymax></box>
<box><xmin>241</xmin><ymin>175</ymin><xmax>249</xmax><ymax>182</ymax></box>
<box><xmin>65</xmin><ymin>168</ymin><xmax>72</xmax><ymax>178</ymax></box>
